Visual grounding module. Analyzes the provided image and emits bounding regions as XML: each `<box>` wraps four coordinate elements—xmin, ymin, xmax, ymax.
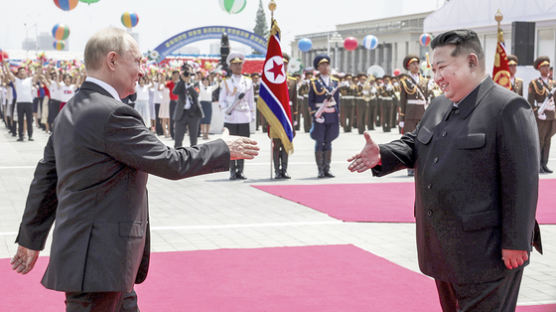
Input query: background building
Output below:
<box><xmin>291</xmin><ymin>12</ymin><xmax>432</xmax><ymax>75</ymax></box>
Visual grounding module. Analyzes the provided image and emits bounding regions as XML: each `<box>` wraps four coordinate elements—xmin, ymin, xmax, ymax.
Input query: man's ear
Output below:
<box><xmin>107</xmin><ymin>52</ymin><xmax>118</xmax><ymax>71</ymax></box>
<box><xmin>468</xmin><ymin>53</ymin><xmax>479</xmax><ymax>68</ymax></box>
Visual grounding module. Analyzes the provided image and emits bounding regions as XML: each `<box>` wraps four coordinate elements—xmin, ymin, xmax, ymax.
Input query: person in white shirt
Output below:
<box><xmin>158</xmin><ymin>74</ymin><xmax>171</xmax><ymax>137</ymax></box>
<box><xmin>199</xmin><ymin>76</ymin><xmax>218</xmax><ymax>140</ymax></box>
<box><xmin>2</xmin><ymin>63</ymin><xmax>39</xmax><ymax>141</ymax></box>
<box><xmin>58</xmin><ymin>74</ymin><xmax>76</xmax><ymax>110</ymax></box>
<box><xmin>152</xmin><ymin>73</ymin><xmax>165</xmax><ymax>135</ymax></box>
<box><xmin>45</xmin><ymin>70</ymin><xmax>63</xmax><ymax>131</ymax></box>
<box><xmin>134</xmin><ymin>76</ymin><xmax>152</xmax><ymax>129</ymax></box>
<box><xmin>218</xmin><ymin>52</ymin><xmax>255</xmax><ymax>180</ymax></box>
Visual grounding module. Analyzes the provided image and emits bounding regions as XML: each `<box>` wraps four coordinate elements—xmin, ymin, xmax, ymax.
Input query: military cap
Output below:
<box><xmin>313</xmin><ymin>54</ymin><xmax>331</xmax><ymax>69</ymax></box>
<box><xmin>251</xmin><ymin>72</ymin><xmax>260</xmax><ymax>78</ymax></box>
<box><xmin>357</xmin><ymin>72</ymin><xmax>368</xmax><ymax>78</ymax></box>
<box><xmin>534</xmin><ymin>56</ymin><xmax>550</xmax><ymax>70</ymax></box>
<box><xmin>226</xmin><ymin>52</ymin><xmax>245</xmax><ymax>66</ymax></box>
<box><xmin>403</xmin><ymin>55</ymin><xmax>420</xmax><ymax>70</ymax></box>
<box><xmin>283</xmin><ymin>53</ymin><xmax>290</xmax><ymax>64</ymax></box>
<box><xmin>507</xmin><ymin>54</ymin><xmax>518</xmax><ymax>66</ymax></box>
<box><xmin>345</xmin><ymin>73</ymin><xmax>353</xmax><ymax>79</ymax></box>
<box><xmin>303</xmin><ymin>67</ymin><xmax>314</xmax><ymax>74</ymax></box>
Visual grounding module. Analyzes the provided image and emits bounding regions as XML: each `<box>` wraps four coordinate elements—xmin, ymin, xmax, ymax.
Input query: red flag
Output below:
<box><xmin>493</xmin><ymin>40</ymin><xmax>512</xmax><ymax>90</ymax></box>
<box><xmin>256</xmin><ymin>20</ymin><xmax>294</xmax><ymax>154</ymax></box>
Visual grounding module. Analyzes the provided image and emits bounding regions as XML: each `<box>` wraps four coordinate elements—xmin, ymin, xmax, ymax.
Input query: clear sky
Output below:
<box><xmin>1</xmin><ymin>0</ymin><xmax>444</xmax><ymax>54</ymax></box>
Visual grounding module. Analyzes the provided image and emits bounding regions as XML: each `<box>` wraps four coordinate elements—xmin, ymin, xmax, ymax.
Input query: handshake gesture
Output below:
<box><xmin>222</xmin><ymin>127</ymin><xmax>259</xmax><ymax>160</ymax></box>
<box><xmin>347</xmin><ymin>132</ymin><xmax>381</xmax><ymax>173</ymax></box>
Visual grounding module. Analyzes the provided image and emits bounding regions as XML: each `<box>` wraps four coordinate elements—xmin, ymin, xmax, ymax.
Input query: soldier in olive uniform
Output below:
<box><xmin>299</xmin><ymin>68</ymin><xmax>313</xmax><ymax>133</ymax></box>
<box><xmin>379</xmin><ymin>75</ymin><xmax>396</xmax><ymax>132</ymax></box>
<box><xmin>366</xmin><ymin>76</ymin><xmax>379</xmax><ymax>130</ymax></box>
<box><xmin>508</xmin><ymin>55</ymin><xmax>523</xmax><ymax>96</ymax></box>
<box><xmin>355</xmin><ymin>73</ymin><xmax>369</xmax><ymax>134</ymax></box>
<box><xmin>528</xmin><ymin>56</ymin><xmax>556</xmax><ymax>173</ymax></box>
<box><xmin>391</xmin><ymin>76</ymin><xmax>401</xmax><ymax>133</ymax></box>
<box><xmin>399</xmin><ymin>55</ymin><xmax>433</xmax><ymax>134</ymax></box>
<box><xmin>340</xmin><ymin>74</ymin><xmax>355</xmax><ymax>132</ymax></box>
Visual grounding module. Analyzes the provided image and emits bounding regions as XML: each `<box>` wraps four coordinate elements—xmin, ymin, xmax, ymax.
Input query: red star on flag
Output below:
<box><xmin>268</xmin><ymin>60</ymin><xmax>283</xmax><ymax>80</ymax></box>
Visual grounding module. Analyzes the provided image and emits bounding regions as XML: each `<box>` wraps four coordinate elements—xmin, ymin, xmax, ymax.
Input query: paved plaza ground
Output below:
<box><xmin>0</xmin><ymin>121</ymin><xmax>555</xmax><ymax>306</ymax></box>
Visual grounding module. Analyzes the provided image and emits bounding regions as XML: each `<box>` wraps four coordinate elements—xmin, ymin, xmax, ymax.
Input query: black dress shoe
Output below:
<box><xmin>407</xmin><ymin>169</ymin><xmax>415</xmax><ymax>177</ymax></box>
<box><xmin>540</xmin><ymin>167</ymin><xmax>546</xmax><ymax>174</ymax></box>
<box><xmin>274</xmin><ymin>172</ymin><xmax>283</xmax><ymax>179</ymax></box>
<box><xmin>17</xmin><ymin>137</ymin><xmax>23</xmax><ymax>142</ymax></box>
<box><xmin>229</xmin><ymin>174</ymin><xmax>237</xmax><ymax>180</ymax></box>
<box><xmin>28</xmin><ymin>137</ymin><xmax>34</xmax><ymax>141</ymax></box>
<box><xmin>324</xmin><ymin>171</ymin><xmax>335</xmax><ymax>178</ymax></box>
<box><xmin>281</xmin><ymin>171</ymin><xmax>291</xmax><ymax>179</ymax></box>
<box><xmin>318</xmin><ymin>171</ymin><xmax>325</xmax><ymax>178</ymax></box>
<box><xmin>236</xmin><ymin>173</ymin><xmax>247</xmax><ymax>180</ymax></box>
<box><xmin>543</xmin><ymin>165</ymin><xmax>553</xmax><ymax>174</ymax></box>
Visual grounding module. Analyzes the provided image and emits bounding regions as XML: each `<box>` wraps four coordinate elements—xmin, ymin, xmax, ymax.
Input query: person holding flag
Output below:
<box><xmin>256</xmin><ymin>18</ymin><xmax>295</xmax><ymax>179</ymax></box>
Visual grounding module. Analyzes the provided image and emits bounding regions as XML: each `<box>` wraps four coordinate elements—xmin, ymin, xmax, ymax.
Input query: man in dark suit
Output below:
<box><xmin>348</xmin><ymin>29</ymin><xmax>542</xmax><ymax>311</ymax></box>
<box><xmin>173</xmin><ymin>65</ymin><xmax>203</xmax><ymax>148</ymax></box>
<box><xmin>10</xmin><ymin>27</ymin><xmax>259</xmax><ymax>312</ymax></box>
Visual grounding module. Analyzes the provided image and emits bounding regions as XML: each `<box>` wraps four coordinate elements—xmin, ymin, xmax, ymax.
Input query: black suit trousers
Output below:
<box><xmin>435</xmin><ymin>268</ymin><xmax>523</xmax><ymax>312</ymax></box>
<box><xmin>174</xmin><ymin>110</ymin><xmax>201</xmax><ymax>148</ymax></box>
<box><xmin>65</xmin><ymin>289</ymin><xmax>138</xmax><ymax>312</ymax></box>
<box><xmin>17</xmin><ymin>102</ymin><xmax>33</xmax><ymax>139</ymax></box>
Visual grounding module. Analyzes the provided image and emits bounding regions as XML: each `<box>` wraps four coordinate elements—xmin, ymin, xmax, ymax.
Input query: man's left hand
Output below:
<box><xmin>502</xmin><ymin>249</ymin><xmax>528</xmax><ymax>270</ymax></box>
<box><xmin>11</xmin><ymin>245</ymin><xmax>40</xmax><ymax>274</ymax></box>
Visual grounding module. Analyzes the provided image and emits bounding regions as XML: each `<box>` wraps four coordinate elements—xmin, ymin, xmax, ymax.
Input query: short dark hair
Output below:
<box><xmin>431</xmin><ymin>29</ymin><xmax>484</xmax><ymax>64</ymax></box>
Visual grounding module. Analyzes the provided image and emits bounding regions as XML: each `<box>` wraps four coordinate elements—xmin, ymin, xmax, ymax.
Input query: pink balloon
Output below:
<box><xmin>393</xmin><ymin>68</ymin><xmax>401</xmax><ymax>76</ymax></box>
<box><xmin>343</xmin><ymin>37</ymin><xmax>358</xmax><ymax>51</ymax></box>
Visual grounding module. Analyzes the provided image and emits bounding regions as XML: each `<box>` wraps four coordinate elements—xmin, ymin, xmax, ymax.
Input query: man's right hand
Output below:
<box><xmin>222</xmin><ymin>128</ymin><xmax>260</xmax><ymax>160</ymax></box>
<box><xmin>11</xmin><ymin>245</ymin><xmax>39</xmax><ymax>274</ymax></box>
<box><xmin>347</xmin><ymin>132</ymin><xmax>381</xmax><ymax>173</ymax></box>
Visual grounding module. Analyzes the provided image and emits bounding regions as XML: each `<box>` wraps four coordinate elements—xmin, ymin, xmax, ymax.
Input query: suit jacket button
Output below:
<box><xmin>442</xmin><ymin>130</ymin><xmax>447</xmax><ymax>137</ymax></box>
<box><xmin>427</xmin><ymin>184</ymin><xmax>432</xmax><ymax>189</ymax></box>
<box><xmin>433</xmin><ymin>157</ymin><xmax>439</xmax><ymax>163</ymax></box>
<box><xmin>427</xmin><ymin>210</ymin><xmax>433</xmax><ymax>217</ymax></box>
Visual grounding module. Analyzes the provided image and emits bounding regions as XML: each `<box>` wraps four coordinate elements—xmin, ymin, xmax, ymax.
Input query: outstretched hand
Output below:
<box><xmin>11</xmin><ymin>245</ymin><xmax>39</xmax><ymax>274</ymax></box>
<box><xmin>222</xmin><ymin>127</ymin><xmax>260</xmax><ymax>160</ymax></box>
<box><xmin>347</xmin><ymin>132</ymin><xmax>381</xmax><ymax>173</ymax></box>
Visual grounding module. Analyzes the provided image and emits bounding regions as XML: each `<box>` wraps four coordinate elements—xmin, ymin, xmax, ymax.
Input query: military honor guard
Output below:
<box><xmin>339</xmin><ymin>74</ymin><xmax>355</xmax><ymax>132</ymax></box>
<box><xmin>252</xmin><ymin>73</ymin><xmax>263</xmax><ymax>131</ymax></box>
<box><xmin>269</xmin><ymin>54</ymin><xmax>295</xmax><ymax>179</ymax></box>
<box><xmin>365</xmin><ymin>76</ymin><xmax>379</xmax><ymax>130</ymax></box>
<box><xmin>219</xmin><ymin>52</ymin><xmax>256</xmax><ymax>179</ymax></box>
<box><xmin>299</xmin><ymin>68</ymin><xmax>314</xmax><ymax>133</ymax></box>
<box><xmin>355</xmin><ymin>73</ymin><xmax>368</xmax><ymax>134</ymax></box>
<box><xmin>528</xmin><ymin>56</ymin><xmax>556</xmax><ymax>173</ymax></box>
<box><xmin>508</xmin><ymin>55</ymin><xmax>523</xmax><ymax>96</ymax></box>
<box><xmin>378</xmin><ymin>75</ymin><xmax>396</xmax><ymax>132</ymax></box>
<box><xmin>309</xmin><ymin>55</ymin><xmax>340</xmax><ymax>178</ymax></box>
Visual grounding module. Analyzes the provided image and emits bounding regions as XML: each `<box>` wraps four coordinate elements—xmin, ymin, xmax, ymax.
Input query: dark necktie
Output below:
<box><xmin>446</xmin><ymin>105</ymin><xmax>459</xmax><ymax>121</ymax></box>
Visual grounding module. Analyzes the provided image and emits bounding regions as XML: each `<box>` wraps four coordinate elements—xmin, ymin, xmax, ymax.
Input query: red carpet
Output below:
<box><xmin>0</xmin><ymin>246</ymin><xmax>553</xmax><ymax>311</ymax></box>
<box><xmin>253</xmin><ymin>179</ymin><xmax>556</xmax><ymax>224</ymax></box>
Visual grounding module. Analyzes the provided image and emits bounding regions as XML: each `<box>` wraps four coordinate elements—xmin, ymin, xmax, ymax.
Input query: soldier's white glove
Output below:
<box><xmin>399</xmin><ymin>121</ymin><xmax>404</xmax><ymax>128</ymax></box>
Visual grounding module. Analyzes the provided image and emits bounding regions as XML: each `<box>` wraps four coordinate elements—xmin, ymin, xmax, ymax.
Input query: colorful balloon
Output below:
<box><xmin>0</xmin><ymin>49</ymin><xmax>8</xmax><ymax>62</ymax></box>
<box><xmin>393</xmin><ymin>68</ymin><xmax>401</xmax><ymax>76</ymax></box>
<box><xmin>343</xmin><ymin>37</ymin><xmax>358</xmax><ymax>51</ymax></box>
<box><xmin>52</xmin><ymin>24</ymin><xmax>70</xmax><ymax>40</ymax></box>
<box><xmin>53</xmin><ymin>0</ymin><xmax>79</xmax><ymax>11</ymax></box>
<box><xmin>121</xmin><ymin>12</ymin><xmax>139</xmax><ymax>28</ymax></box>
<box><xmin>219</xmin><ymin>0</ymin><xmax>247</xmax><ymax>14</ymax></box>
<box><xmin>362</xmin><ymin>35</ymin><xmax>378</xmax><ymax>50</ymax></box>
<box><xmin>53</xmin><ymin>40</ymin><xmax>65</xmax><ymax>51</ymax></box>
<box><xmin>298</xmin><ymin>38</ymin><xmax>312</xmax><ymax>52</ymax></box>
<box><xmin>419</xmin><ymin>33</ymin><xmax>432</xmax><ymax>47</ymax></box>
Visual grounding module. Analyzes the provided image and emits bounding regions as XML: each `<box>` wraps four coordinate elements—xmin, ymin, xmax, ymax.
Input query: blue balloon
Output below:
<box><xmin>362</xmin><ymin>35</ymin><xmax>378</xmax><ymax>50</ymax></box>
<box><xmin>298</xmin><ymin>38</ymin><xmax>312</xmax><ymax>52</ymax></box>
